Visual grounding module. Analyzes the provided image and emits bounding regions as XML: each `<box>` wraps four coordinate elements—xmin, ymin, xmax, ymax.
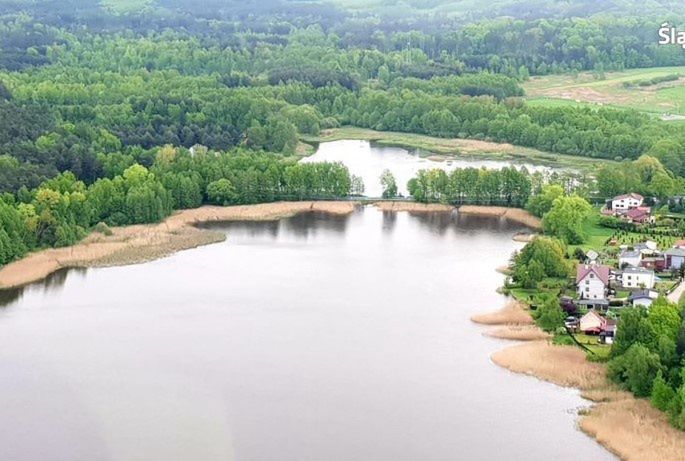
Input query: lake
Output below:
<box><xmin>301</xmin><ymin>140</ymin><xmax>554</xmax><ymax>197</ymax></box>
<box><xmin>0</xmin><ymin>207</ymin><xmax>613</xmax><ymax>461</ymax></box>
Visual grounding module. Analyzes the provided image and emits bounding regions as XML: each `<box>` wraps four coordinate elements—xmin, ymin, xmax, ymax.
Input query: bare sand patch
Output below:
<box><xmin>471</xmin><ymin>300</ymin><xmax>534</xmax><ymax>325</ymax></box>
<box><xmin>458</xmin><ymin>206</ymin><xmax>541</xmax><ymax>230</ymax></box>
<box><xmin>495</xmin><ymin>265</ymin><xmax>512</xmax><ymax>275</ymax></box>
<box><xmin>373</xmin><ymin>202</ymin><xmax>453</xmax><ymax>213</ymax></box>
<box><xmin>0</xmin><ymin>201</ymin><xmax>359</xmax><ymax>289</ymax></box>
<box><xmin>513</xmin><ymin>232</ymin><xmax>537</xmax><ymax>242</ymax></box>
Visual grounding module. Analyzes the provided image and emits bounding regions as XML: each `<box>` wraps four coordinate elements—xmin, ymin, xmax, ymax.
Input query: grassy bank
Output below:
<box><xmin>300</xmin><ymin>127</ymin><xmax>611</xmax><ymax>169</ymax></box>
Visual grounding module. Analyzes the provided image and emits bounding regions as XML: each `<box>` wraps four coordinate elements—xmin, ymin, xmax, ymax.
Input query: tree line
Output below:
<box><xmin>0</xmin><ymin>148</ymin><xmax>354</xmax><ymax>266</ymax></box>
<box><xmin>407</xmin><ymin>166</ymin><xmax>532</xmax><ymax>207</ymax></box>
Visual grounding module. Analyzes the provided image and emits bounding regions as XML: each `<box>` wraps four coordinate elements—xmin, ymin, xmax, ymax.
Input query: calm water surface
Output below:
<box><xmin>0</xmin><ymin>208</ymin><xmax>612</xmax><ymax>461</ymax></box>
<box><xmin>302</xmin><ymin>140</ymin><xmax>553</xmax><ymax>197</ymax></box>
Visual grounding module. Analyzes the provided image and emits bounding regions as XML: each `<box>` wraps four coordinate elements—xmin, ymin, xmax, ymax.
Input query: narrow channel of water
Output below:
<box><xmin>0</xmin><ymin>208</ymin><xmax>613</xmax><ymax>461</ymax></box>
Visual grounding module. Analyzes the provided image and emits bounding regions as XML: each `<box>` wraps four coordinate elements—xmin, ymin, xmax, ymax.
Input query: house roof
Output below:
<box><xmin>613</xmin><ymin>193</ymin><xmax>644</xmax><ymax>201</ymax></box>
<box><xmin>665</xmin><ymin>248</ymin><xmax>685</xmax><ymax>257</ymax></box>
<box><xmin>576</xmin><ymin>264</ymin><xmax>610</xmax><ymax>285</ymax></box>
<box><xmin>622</xmin><ymin>266</ymin><xmax>654</xmax><ymax>275</ymax></box>
<box><xmin>625</xmin><ymin>208</ymin><xmax>650</xmax><ymax>219</ymax></box>
<box><xmin>635</xmin><ymin>240</ymin><xmax>657</xmax><ymax>251</ymax></box>
<box><xmin>619</xmin><ymin>250</ymin><xmax>640</xmax><ymax>259</ymax></box>
<box><xmin>675</xmin><ymin>239</ymin><xmax>685</xmax><ymax>248</ymax></box>
<box><xmin>575</xmin><ymin>299</ymin><xmax>610</xmax><ymax>306</ymax></box>
<box><xmin>629</xmin><ymin>290</ymin><xmax>657</xmax><ymax>301</ymax></box>
<box><xmin>581</xmin><ymin>310</ymin><xmax>604</xmax><ymax>321</ymax></box>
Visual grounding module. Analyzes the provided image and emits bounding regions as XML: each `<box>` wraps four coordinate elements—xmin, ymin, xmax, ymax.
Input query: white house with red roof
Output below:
<box><xmin>610</xmin><ymin>193</ymin><xmax>644</xmax><ymax>211</ymax></box>
<box><xmin>576</xmin><ymin>264</ymin><xmax>610</xmax><ymax>301</ymax></box>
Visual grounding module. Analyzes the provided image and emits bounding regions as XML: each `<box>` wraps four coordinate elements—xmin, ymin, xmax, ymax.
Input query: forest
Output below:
<box><xmin>1</xmin><ymin>0</ymin><xmax>685</xmax><ymax>268</ymax></box>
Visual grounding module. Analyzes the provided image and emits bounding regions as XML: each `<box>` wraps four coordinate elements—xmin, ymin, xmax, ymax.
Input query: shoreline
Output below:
<box><xmin>473</xmin><ymin>298</ymin><xmax>685</xmax><ymax>460</ymax></box>
<box><xmin>0</xmin><ymin>201</ymin><xmax>359</xmax><ymax>290</ymax></box>
<box><xmin>0</xmin><ymin>201</ymin><xmax>539</xmax><ymax>290</ymax></box>
<box><xmin>458</xmin><ymin>205</ymin><xmax>542</xmax><ymax>230</ymax></box>
<box><xmin>300</xmin><ymin>127</ymin><xmax>611</xmax><ymax>170</ymax></box>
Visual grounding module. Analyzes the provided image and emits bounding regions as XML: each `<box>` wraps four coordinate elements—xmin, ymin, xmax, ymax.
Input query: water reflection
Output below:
<box><xmin>0</xmin><ymin>268</ymin><xmax>87</xmax><ymax>309</ymax></box>
<box><xmin>203</xmin><ymin>211</ymin><xmax>352</xmax><ymax>241</ymax></box>
<box><xmin>0</xmin><ymin>207</ymin><xmax>613</xmax><ymax>461</ymax></box>
<box><xmin>302</xmin><ymin>140</ymin><xmax>554</xmax><ymax>197</ymax></box>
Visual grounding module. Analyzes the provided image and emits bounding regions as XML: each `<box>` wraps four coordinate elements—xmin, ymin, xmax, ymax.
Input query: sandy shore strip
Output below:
<box><xmin>471</xmin><ymin>300</ymin><xmax>535</xmax><ymax>325</ymax></box>
<box><xmin>0</xmin><ymin>201</ymin><xmax>359</xmax><ymax>290</ymax></box>
<box><xmin>512</xmin><ymin>232</ymin><xmax>537</xmax><ymax>242</ymax></box>
<box><xmin>486</xmin><ymin>325</ymin><xmax>551</xmax><ymax>341</ymax></box>
<box><xmin>458</xmin><ymin>205</ymin><xmax>541</xmax><ymax>229</ymax></box>
<box><xmin>476</xmin><ymin>299</ymin><xmax>685</xmax><ymax>461</ymax></box>
<box><xmin>372</xmin><ymin>201</ymin><xmax>453</xmax><ymax>213</ymax></box>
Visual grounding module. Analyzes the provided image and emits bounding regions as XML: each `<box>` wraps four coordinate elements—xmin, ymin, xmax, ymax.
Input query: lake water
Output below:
<box><xmin>0</xmin><ymin>207</ymin><xmax>613</xmax><ymax>461</ymax></box>
<box><xmin>301</xmin><ymin>140</ymin><xmax>553</xmax><ymax>197</ymax></box>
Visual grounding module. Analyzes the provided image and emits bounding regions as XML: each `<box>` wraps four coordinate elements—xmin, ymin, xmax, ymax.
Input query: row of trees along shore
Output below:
<box><xmin>4</xmin><ymin>150</ymin><xmax>684</xmax><ymax>267</ymax></box>
<box><xmin>0</xmin><ymin>146</ymin><xmax>354</xmax><ymax>266</ymax></box>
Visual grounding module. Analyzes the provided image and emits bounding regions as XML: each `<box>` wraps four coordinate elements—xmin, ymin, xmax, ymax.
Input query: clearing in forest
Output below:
<box><xmin>524</xmin><ymin>67</ymin><xmax>685</xmax><ymax>118</ymax></box>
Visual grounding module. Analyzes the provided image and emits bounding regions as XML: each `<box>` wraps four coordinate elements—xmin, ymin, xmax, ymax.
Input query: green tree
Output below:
<box><xmin>206</xmin><ymin>179</ymin><xmax>237</xmax><ymax>206</ymax></box>
<box><xmin>651</xmin><ymin>370</ymin><xmax>676</xmax><ymax>412</ymax></box>
<box><xmin>380</xmin><ymin>169</ymin><xmax>398</xmax><ymax>198</ymax></box>
<box><xmin>533</xmin><ymin>293</ymin><xmax>565</xmax><ymax>332</ymax></box>
<box><xmin>526</xmin><ymin>184</ymin><xmax>564</xmax><ymax>217</ymax></box>
<box><xmin>608</xmin><ymin>343</ymin><xmax>662</xmax><ymax>397</ymax></box>
<box><xmin>542</xmin><ymin>195</ymin><xmax>593</xmax><ymax>244</ymax></box>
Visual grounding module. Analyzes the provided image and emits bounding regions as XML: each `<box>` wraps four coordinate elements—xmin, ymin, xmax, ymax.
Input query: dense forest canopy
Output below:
<box><xmin>1</xmin><ymin>0</ymin><xmax>685</xmax><ymax>266</ymax></box>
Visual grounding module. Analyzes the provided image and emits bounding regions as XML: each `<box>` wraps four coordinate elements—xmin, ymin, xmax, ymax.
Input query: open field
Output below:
<box><xmin>525</xmin><ymin>67</ymin><xmax>685</xmax><ymax>117</ymax></box>
<box><xmin>301</xmin><ymin>127</ymin><xmax>613</xmax><ymax>169</ymax></box>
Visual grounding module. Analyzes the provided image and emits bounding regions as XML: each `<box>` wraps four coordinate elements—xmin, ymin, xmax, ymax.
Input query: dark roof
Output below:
<box><xmin>575</xmin><ymin>299</ymin><xmax>610</xmax><ymax>306</ymax></box>
<box><xmin>628</xmin><ymin>290</ymin><xmax>656</xmax><ymax>301</ymax></box>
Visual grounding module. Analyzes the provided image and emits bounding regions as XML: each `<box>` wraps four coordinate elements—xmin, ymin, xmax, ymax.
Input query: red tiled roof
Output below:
<box><xmin>625</xmin><ymin>208</ymin><xmax>650</xmax><ymax>219</ymax></box>
<box><xmin>576</xmin><ymin>264</ymin><xmax>610</xmax><ymax>285</ymax></box>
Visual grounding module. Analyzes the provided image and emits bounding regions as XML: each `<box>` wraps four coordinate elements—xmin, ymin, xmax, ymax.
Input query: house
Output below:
<box><xmin>623</xmin><ymin>207</ymin><xmax>654</xmax><ymax>224</ymax></box>
<box><xmin>620</xmin><ymin>266</ymin><xmax>656</xmax><ymax>289</ymax></box>
<box><xmin>675</xmin><ymin>239</ymin><xmax>685</xmax><ymax>250</ymax></box>
<box><xmin>586</xmin><ymin>250</ymin><xmax>599</xmax><ymax>263</ymax></box>
<box><xmin>609</xmin><ymin>193</ymin><xmax>644</xmax><ymax>211</ymax></box>
<box><xmin>618</xmin><ymin>249</ymin><xmax>641</xmax><ymax>268</ymax></box>
<box><xmin>665</xmin><ymin>247</ymin><xmax>685</xmax><ymax>270</ymax></box>
<box><xmin>640</xmin><ymin>255</ymin><xmax>666</xmax><ymax>272</ymax></box>
<box><xmin>576</xmin><ymin>264</ymin><xmax>610</xmax><ymax>301</ymax></box>
<box><xmin>580</xmin><ymin>310</ymin><xmax>606</xmax><ymax>334</ymax></box>
<box><xmin>599</xmin><ymin>319</ymin><xmax>617</xmax><ymax>344</ymax></box>
<box><xmin>635</xmin><ymin>241</ymin><xmax>658</xmax><ymax>252</ymax></box>
<box><xmin>628</xmin><ymin>289</ymin><xmax>658</xmax><ymax>308</ymax></box>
